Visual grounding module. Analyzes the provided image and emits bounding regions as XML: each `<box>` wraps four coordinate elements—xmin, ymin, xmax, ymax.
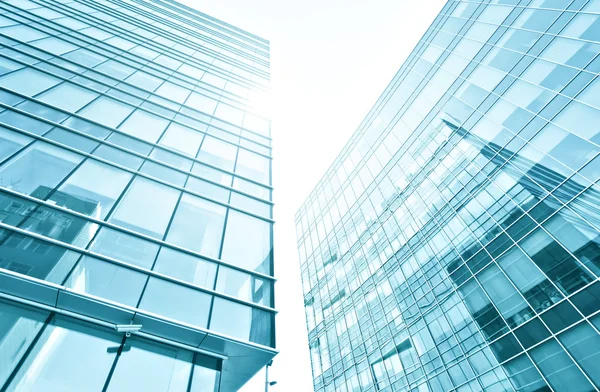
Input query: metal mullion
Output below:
<box><xmin>100</xmin><ymin>335</ymin><xmax>128</xmax><ymax>392</ymax></box>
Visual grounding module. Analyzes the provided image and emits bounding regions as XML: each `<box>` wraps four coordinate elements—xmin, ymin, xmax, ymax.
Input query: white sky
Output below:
<box><xmin>180</xmin><ymin>1</ymin><xmax>447</xmax><ymax>390</ymax></box>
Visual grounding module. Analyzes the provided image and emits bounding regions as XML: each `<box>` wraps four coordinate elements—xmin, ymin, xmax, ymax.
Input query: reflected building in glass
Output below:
<box><xmin>0</xmin><ymin>0</ymin><xmax>275</xmax><ymax>391</ymax></box>
<box><xmin>296</xmin><ymin>2</ymin><xmax>600</xmax><ymax>391</ymax></box>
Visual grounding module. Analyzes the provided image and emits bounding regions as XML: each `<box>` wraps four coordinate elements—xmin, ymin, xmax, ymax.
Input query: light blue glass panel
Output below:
<box><xmin>107</xmin><ymin>338</ymin><xmax>192</xmax><ymax>392</ymax></box>
<box><xmin>0</xmin><ymin>68</ymin><xmax>60</xmax><ymax>96</ymax></box>
<box><xmin>90</xmin><ymin>227</ymin><xmax>159</xmax><ymax>269</ymax></box>
<box><xmin>221</xmin><ymin>210</ymin><xmax>271</xmax><ymax>274</ymax></box>
<box><xmin>155</xmin><ymin>81</ymin><xmax>190</xmax><ymax>104</ymax></box>
<box><xmin>0</xmin><ymin>57</ymin><xmax>23</xmax><ymax>76</ymax></box>
<box><xmin>185</xmin><ymin>92</ymin><xmax>218</xmax><ymax>115</ymax></box>
<box><xmin>0</xmin><ymin>25</ymin><xmax>48</xmax><ymax>42</ymax></box>
<box><xmin>216</xmin><ymin>266</ymin><xmax>272</xmax><ymax>306</ymax></box>
<box><xmin>235</xmin><ymin>149</ymin><xmax>270</xmax><ymax>184</ymax></box>
<box><xmin>0</xmin><ymin>142</ymin><xmax>83</xmax><ymax>199</ymax></box>
<box><xmin>37</xmin><ymin>83</ymin><xmax>98</xmax><ymax>112</ymax></box>
<box><xmin>65</xmin><ymin>256</ymin><xmax>146</xmax><ymax>306</ymax></box>
<box><xmin>153</xmin><ymin>247</ymin><xmax>216</xmax><ymax>288</ymax></box>
<box><xmin>139</xmin><ymin>278</ymin><xmax>212</xmax><ymax>327</ymax></box>
<box><xmin>118</xmin><ymin>109</ymin><xmax>169</xmax><ymax>143</ymax></box>
<box><xmin>5</xmin><ymin>316</ymin><xmax>120</xmax><ymax>392</ymax></box>
<box><xmin>109</xmin><ymin>177</ymin><xmax>179</xmax><ymax>239</ymax></box>
<box><xmin>242</xmin><ymin>112</ymin><xmax>270</xmax><ymax>136</ymax></box>
<box><xmin>31</xmin><ymin>36</ymin><xmax>77</xmax><ymax>55</ymax></box>
<box><xmin>78</xmin><ymin>96</ymin><xmax>134</xmax><ymax>128</ymax></box>
<box><xmin>159</xmin><ymin>123</ymin><xmax>204</xmax><ymax>156</ymax></box>
<box><xmin>166</xmin><ymin>193</ymin><xmax>226</xmax><ymax>257</ymax></box>
<box><xmin>50</xmin><ymin>159</ymin><xmax>133</xmax><ymax>218</ymax></box>
<box><xmin>197</xmin><ymin>136</ymin><xmax>237</xmax><ymax>171</ymax></box>
<box><xmin>209</xmin><ymin>298</ymin><xmax>272</xmax><ymax>346</ymax></box>
<box><xmin>0</xmin><ymin>300</ymin><xmax>49</xmax><ymax>387</ymax></box>
<box><xmin>190</xmin><ymin>357</ymin><xmax>220</xmax><ymax>392</ymax></box>
<box><xmin>0</xmin><ymin>126</ymin><xmax>32</xmax><ymax>162</ymax></box>
<box><xmin>214</xmin><ymin>103</ymin><xmax>244</xmax><ymax>126</ymax></box>
<box><xmin>125</xmin><ymin>71</ymin><xmax>163</xmax><ymax>91</ymax></box>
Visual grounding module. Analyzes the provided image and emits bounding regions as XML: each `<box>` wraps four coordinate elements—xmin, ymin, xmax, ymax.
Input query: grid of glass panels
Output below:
<box><xmin>0</xmin><ymin>0</ymin><xmax>274</xmax><ymax>389</ymax></box>
<box><xmin>0</xmin><ymin>299</ymin><xmax>223</xmax><ymax>391</ymax></box>
<box><xmin>297</xmin><ymin>1</ymin><xmax>600</xmax><ymax>391</ymax></box>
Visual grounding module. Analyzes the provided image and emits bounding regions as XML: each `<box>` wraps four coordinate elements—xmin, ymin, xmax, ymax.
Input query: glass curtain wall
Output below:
<box><xmin>297</xmin><ymin>1</ymin><xmax>600</xmax><ymax>391</ymax></box>
<box><xmin>0</xmin><ymin>0</ymin><xmax>275</xmax><ymax>390</ymax></box>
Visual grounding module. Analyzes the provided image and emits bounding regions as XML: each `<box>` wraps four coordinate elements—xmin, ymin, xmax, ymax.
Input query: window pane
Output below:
<box><xmin>185</xmin><ymin>92</ymin><xmax>217</xmax><ymax>115</ymax></box>
<box><xmin>155</xmin><ymin>81</ymin><xmax>190</xmax><ymax>104</ymax></box>
<box><xmin>166</xmin><ymin>193</ymin><xmax>226</xmax><ymax>257</ymax></box>
<box><xmin>558</xmin><ymin>322</ymin><xmax>600</xmax><ymax>387</ymax></box>
<box><xmin>153</xmin><ymin>247</ymin><xmax>216</xmax><ymax>288</ymax></box>
<box><xmin>197</xmin><ymin>136</ymin><xmax>237</xmax><ymax>171</ymax></box>
<box><xmin>235</xmin><ymin>149</ymin><xmax>270</xmax><ymax>184</ymax></box>
<box><xmin>0</xmin><ymin>126</ymin><xmax>32</xmax><ymax>162</ymax></box>
<box><xmin>242</xmin><ymin>113</ymin><xmax>270</xmax><ymax>137</ymax></box>
<box><xmin>107</xmin><ymin>338</ymin><xmax>192</xmax><ymax>392</ymax></box>
<box><xmin>139</xmin><ymin>278</ymin><xmax>211</xmax><ymax>328</ymax></box>
<box><xmin>159</xmin><ymin>123</ymin><xmax>203</xmax><ymax>156</ymax></box>
<box><xmin>0</xmin><ymin>300</ymin><xmax>49</xmax><ymax>387</ymax></box>
<box><xmin>110</xmin><ymin>177</ymin><xmax>179</xmax><ymax>238</ymax></box>
<box><xmin>79</xmin><ymin>97</ymin><xmax>134</xmax><ymax>128</ymax></box>
<box><xmin>214</xmin><ymin>103</ymin><xmax>243</xmax><ymax>126</ymax></box>
<box><xmin>125</xmin><ymin>71</ymin><xmax>163</xmax><ymax>91</ymax></box>
<box><xmin>37</xmin><ymin>83</ymin><xmax>98</xmax><ymax>113</ymax></box>
<box><xmin>118</xmin><ymin>110</ymin><xmax>169</xmax><ymax>143</ymax></box>
<box><xmin>90</xmin><ymin>227</ymin><xmax>159</xmax><ymax>269</ymax></box>
<box><xmin>529</xmin><ymin>338</ymin><xmax>594</xmax><ymax>391</ymax></box>
<box><xmin>65</xmin><ymin>256</ymin><xmax>146</xmax><ymax>307</ymax></box>
<box><xmin>209</xmin><ymin>298</ymin><xmax>272</xmax><ymax>346</ymax></box>
<box><xmin>0</xmin><ymin>68</ymin><xmax>59</xmax><ymax>96</ymax></box>
<box><xmin>190</xmin><ymin>356</ymin><xmax>221</xmax><ymax>392</ymax></box>
<box><xmin>50</xmin><ymin>159</ymin><xmax>133</xmax><ymax>219</ymax></box>
<box><xmin>20</xmin><ymin>205</ymin><xmax>97</xmax><ymax>248</ymax></box>
<box><xmin>215</xmin><ymin>266</ymin><xmax>272</xmax><ymax>306</ymax></box>
<box><xmin>0</xmin><ymin>142</ymin><xmax>83</xmax><ymax>199</ymax></box>
<box><xmin>5</xmin><ymin>316</ymin><xmax>120</xmax><ymax>392</ymax></box>
<box><xmin>221</xmin><ymin>210</ymin><xmax>272</xmax><ymax>274</ymax></box>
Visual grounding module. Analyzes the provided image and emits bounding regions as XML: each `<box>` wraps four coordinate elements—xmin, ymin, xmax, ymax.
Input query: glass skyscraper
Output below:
<box><xmin>297</xmin><ymin>1</ymin><xmax>600</xmax><ymax>391</ymax></box>
<box><xmin>0</xmin><ymin>0</ymin><xmax>274</xmax><ymax>391</ymax></box>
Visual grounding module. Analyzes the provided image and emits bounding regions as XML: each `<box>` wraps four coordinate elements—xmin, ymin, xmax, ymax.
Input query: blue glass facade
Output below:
<box><xmin>0</xmin><ymin>0</ymin><xmax>275</xmax><ymax>391</ymax></box>
<box><xmin>297</xmin><ymin>1</ymin><xmax>600</xmax><ymax>391</ymax></box>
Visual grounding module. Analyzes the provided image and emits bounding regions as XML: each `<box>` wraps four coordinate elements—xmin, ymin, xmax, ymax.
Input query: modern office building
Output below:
<box><xmin>297</xmin><ymin>1</ymin><xmax>600</xmax><ymax>391</ymax></box>
<box><xmin>0</xmin><ymin>0</ymin><xmax>275</xmax><ymax>391</ymax></box>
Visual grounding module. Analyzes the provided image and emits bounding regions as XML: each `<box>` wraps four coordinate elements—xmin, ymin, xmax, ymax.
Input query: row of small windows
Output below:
<box><xmin>0</xmin><ymin>72</ymin><xmax>272</xmax><ymax>195</ymax></box>
<box><xmin>0</xmin><ymin>18</ymin><xmax>272</xmax><ymax>138</ymax></box>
